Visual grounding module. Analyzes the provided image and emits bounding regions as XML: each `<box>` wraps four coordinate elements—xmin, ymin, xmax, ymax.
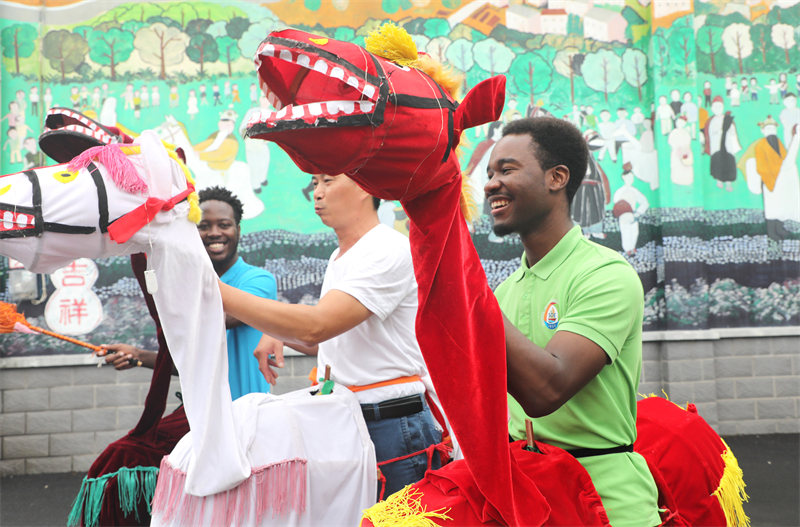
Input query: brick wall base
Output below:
<box><xmin>2</xmin><ymin>331</ymin><xmax>798</xmax><ymax>476</ymax></box>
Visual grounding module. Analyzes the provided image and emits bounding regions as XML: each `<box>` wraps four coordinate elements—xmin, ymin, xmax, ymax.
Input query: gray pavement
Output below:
<box><xmin>1</xmin><ymin>434</ymin><xmax>798</xmax><ymax>526</ymax></box>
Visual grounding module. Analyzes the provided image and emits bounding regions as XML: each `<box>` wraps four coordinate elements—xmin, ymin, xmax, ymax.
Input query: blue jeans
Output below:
<box><xmin>364</xmin><ymin>401</ymin><xmax>442</xmax><ymax>498</ymax></box>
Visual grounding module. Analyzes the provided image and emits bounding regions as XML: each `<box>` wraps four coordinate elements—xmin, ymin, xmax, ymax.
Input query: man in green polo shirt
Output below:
<box><xmin>485</xmin><ymin>116</ymin><xmax>660</xmax><ymax>527</ymax></box>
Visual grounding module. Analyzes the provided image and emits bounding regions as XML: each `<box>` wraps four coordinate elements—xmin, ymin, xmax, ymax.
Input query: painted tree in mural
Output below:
<box><xmin>621</xmin><ymin>48</ymin><xmax>648</xmax><ymax>102</ymax></box>
<box><xmin>509</xmin><ymin>52</ymin><xmax>552</xmax><ymax>110</ymax></box>
<box><xmin>382</xmin><ymin>0</ymin><xmax>412</xmax><ymax>14</ymax></box>
<box><xmin>771</xmin><ymin>24</ymin><xmax>795</xmax><ymax>66</ymax></box>
<box><xmin>696</xmin><ymin>24</ymin><xmax>722</xmax><ymax>75</ymax></box>
<box><xmin>750</xmin><ymin>24</ymin><xmax>771</xmax><ymax>66</ymax></box>
<box><xmin>447</xmin><ymin>23</ymin><xmax>472</xmax><ymax>42</ymax></box>
<box><xmin>186</xmin><ymin>20</ymin><xmax>219</xmax><ymax>77</ymax></box>
<box><xmin>423</xmin><ymin>18</ymin><xmax>451</xmax><ymax>38</ymax></box>
<box><xmin>87</xmin><ymin>28</ymin><xmax>135</xmax><ymax>82</ymax></box>
<box><xmin>238</xmin><ymin>16</ymin><xmax>280</xmax><ymax>59</ymax></box>
<box><xmin>582</xmin><ymin>48</ymin><xmax>623</xmax><ymax>103</ymax></box>
<box><xmin>472</xmin><ymin>37</ymin><xmax>513</xmax><ymax>78</ymax></box>
<box><xmin>426</xmin><ymin>36</ymin><xmax>450</xmax><ymax>64</ymax></box>
<box><xmin>410</xmin><ymin>34</ymin><xmax>431</xmax><ymax>54</ymax></box>
<box><xmin>99</xmin><ymin>3</ymin><xmax>163</xmax><ymax>25</ymax></box>
<box><xmin>187</xmin><ymin>33</ymin><xmax>219</xmax><ymax>76</ymax></box>
<box><xmin>553</xmin><ymin>47</ymin><xmax>582</xmax><ymax>104</ymax></box>
<box><xmin>333</xmin><ymin>27</ymin><xmax>356</xmax><ymax>43</ymax></box>
<box><xmin>651</xmin><ymin>28</ymin><xmax>669</xmax><ymax>79</ymax></box>
<box><xmin>42</xmin><ymin>30</ymin><xmax>89</xmax><ymax>82</ymax></box>
<box><xmin>1</xmin><ymin>24</ymin><xmax>37</xmax><ymax>75</ymax></box>
<box><xmin>669</xmin><ymin>23</ymin><xmax>694</xmax><ymax>78</ymax></box>
<box><xmin>134</xmin><ymin>23</ymin><xmax>189</xmax><ymax>79</ymax></box>
<box><xmin>445</xmin><ymin>38</ymin><xmax>474</xmax><ymax>93</ymax></box>
<box><xmin>722</xmin><ymin>23</ymin><xmax>753</xmax><ymax>74</ymax></box>
<box><xmin>162</xmin><ymin>3</ymin><xmax>200</xmax><ymax>28</ymax></box>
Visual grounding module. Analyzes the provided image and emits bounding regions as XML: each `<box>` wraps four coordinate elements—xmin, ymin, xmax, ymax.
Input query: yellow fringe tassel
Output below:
<box><xmin>164</xmin><ymin>148</ymin><xmax>202</xmax><ymax>225</ymax></box>
<box><xmin>365</xmin><ymin>22</ymin><xmax>419</xmax><ymax>67</ymax></box>
<box><xmin>713</xmin><ymin>439</ymin><xmax>750</xmax><ymax>527</ymax></box>
<box><xmin>460</xmin><ymin>173</ymin><xmax>477</xmax><ymax>225</ymax></box>
<box><xmin>362</xmin><ymin>485</ymin><xmax>452</xmax><ymax>527</ymax></box>
<box><xmin>120</xmin><ymin>144</ymin><xmax>201</xmax><ymax>225</ymax></box>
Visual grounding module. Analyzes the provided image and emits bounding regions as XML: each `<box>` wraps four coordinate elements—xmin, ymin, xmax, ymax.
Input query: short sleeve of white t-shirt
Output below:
<box><xmin>317</xmin><ymin>224</ymin><xmax>427</xmax><ymax>403</ymax></box>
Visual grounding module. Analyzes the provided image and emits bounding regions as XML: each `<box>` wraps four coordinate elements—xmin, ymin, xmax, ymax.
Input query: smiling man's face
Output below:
<box><xmin>198</xmin><ymin>199</ymin><xmax>240</xmax><ymax>274</ymax></box>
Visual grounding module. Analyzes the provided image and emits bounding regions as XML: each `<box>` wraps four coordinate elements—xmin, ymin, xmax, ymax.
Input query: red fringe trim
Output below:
<box><xmin>152</xmin><ymin>456</ymin><xmax>307</xmax><ymax>524</ymax></box>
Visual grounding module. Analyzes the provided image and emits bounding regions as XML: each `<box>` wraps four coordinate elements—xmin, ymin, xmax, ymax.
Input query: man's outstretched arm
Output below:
<box><xmin>504</xmin><ymin>315</ymin><xmax>607</xmax><ymax>417</ymax></box>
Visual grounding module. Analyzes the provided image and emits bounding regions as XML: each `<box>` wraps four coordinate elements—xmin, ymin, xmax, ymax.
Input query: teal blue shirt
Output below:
<box><xmin>220</xmin><ymin>257</ymin><xmax>277</xmax><ymax>400</ymax></box>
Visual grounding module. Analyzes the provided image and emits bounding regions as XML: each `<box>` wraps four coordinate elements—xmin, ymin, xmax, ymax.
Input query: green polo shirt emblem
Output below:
<box><xmin>543</xmin><ymin>301</ymin><xmax>559</xmax><ymax>329</ymax></box>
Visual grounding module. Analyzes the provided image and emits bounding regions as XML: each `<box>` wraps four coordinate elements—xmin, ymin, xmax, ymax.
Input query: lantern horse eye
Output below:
<box><xmin>53</xmin><ymin>171</ymin><xmax>79</xmax><ymax>184</ymax></box>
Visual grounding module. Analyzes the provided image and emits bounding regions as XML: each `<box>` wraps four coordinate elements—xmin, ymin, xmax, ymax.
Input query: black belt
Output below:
<box><xmin>567</xmin><ymin>444</ymin><xmax>634</xmax><ymax>458</ymax></box>
<box><xmin>360</xmin><ymin>394</ymin><xmax>424</xmax><ymax>421</ymax></box>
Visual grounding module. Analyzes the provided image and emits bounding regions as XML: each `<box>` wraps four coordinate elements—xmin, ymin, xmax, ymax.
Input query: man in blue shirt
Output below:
<box><xmin>101</xmin><ymin>186</ymin><xmax>277</xmax><ymax>399</ymax></box>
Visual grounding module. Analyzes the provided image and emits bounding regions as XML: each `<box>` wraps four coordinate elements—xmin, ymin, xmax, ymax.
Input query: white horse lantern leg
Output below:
<box><xmin>0</xmin><ymin>131</ymin><xmax>376</xmax><ymax>526</ymax></box>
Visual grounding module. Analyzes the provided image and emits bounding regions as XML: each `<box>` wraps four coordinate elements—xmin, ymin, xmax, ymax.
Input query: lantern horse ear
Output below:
<box><xmin>454</xmin><ymin>75</ymin><xmax>507</xmax><ymax>136</ymax></box>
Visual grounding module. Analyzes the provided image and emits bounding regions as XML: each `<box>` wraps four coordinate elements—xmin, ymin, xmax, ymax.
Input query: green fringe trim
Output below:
<box><xmin>67</xmin><ymin>466</ymin><xmax>160</xmax><ymax>527</ymax></box>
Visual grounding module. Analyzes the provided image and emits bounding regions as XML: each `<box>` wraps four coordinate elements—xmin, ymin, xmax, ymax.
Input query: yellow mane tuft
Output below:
<box><xmin>365</xmin><ymin>22</ymin><xmax>419</xmax><ymax>67</ymax></box>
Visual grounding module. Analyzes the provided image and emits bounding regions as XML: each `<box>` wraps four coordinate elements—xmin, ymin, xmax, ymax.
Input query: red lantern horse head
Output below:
<box><xmin>244</xmin><ymin>27</ymin><xmax>505</xmax><ymax>201</ymax></box>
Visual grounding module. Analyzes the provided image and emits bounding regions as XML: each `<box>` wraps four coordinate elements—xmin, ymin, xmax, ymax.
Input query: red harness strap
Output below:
<box><xmin>108</xmin><ymin>186</ymin><xmax>195</xmax><ymax>243</ymax></box>
<box><xmin>375</xmin><ymin>439</ymin><xmax>453</xmax><ymax>501</ymax></box>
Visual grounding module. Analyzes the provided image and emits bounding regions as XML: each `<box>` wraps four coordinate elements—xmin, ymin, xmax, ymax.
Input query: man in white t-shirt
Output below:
<box><xmin>219</xmin><ymin>173</ymin><xmax>444</xmax><ymax>497</ymax></box>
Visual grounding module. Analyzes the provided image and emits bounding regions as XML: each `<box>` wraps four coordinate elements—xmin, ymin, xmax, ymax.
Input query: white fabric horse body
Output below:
<box><xmin>0</xmin><ymin>131</ymin><xmax>376</xmax><ymax>525</ymax></box>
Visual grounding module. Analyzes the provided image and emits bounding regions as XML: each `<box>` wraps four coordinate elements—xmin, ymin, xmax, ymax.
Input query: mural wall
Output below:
<box><xmin>2</xmin><ymin>0</ymin><xmax>799</xmax><ymax>357</ymax></box>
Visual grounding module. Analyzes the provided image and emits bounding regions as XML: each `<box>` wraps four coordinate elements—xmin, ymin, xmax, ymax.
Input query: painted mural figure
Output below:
<box><xmin>29</xmin><ymin>86</ymin><xmax>39</xmax><ymax>116</ymax></box>
<box><xmin>169</xmin><ymin>85</ymin><xmax>179</xmax><ymax>108</ymax></box>
<box><xmin>2</xmin><ymin>100</ymin><xmax>24</xmax><ymax>130</ymax></box>
<box><xmin>702</xmin><ymin>80</ymin><xmax>712</xmax><ymax>106</ymax></box>
<box><xmin>194</xmin><ymin>109</ymin><xmax>240</xmax><ymax>172</ymax></box>
<box><xmin>22</xmin><ymin>136</ymin><xmax>45</xmax><ymax>169</ymax></box>
<box><xmin>584</xmin><ymin>105</ymin><xmax>597</xmax><ymax>129</ymax></box>
<box><xmin>779</xmin><ymin>93</ymin><xmax>800</xmax><ymax>144</ymax></box>
<box><xmin>703</xmin><ymin>96</ymin><xmax>741</xmax><ymax>191</ymax></box>
<box><xmin>616</xmin><ymin>116</ymin><xmax>658</xmax><ymax>191</ymax></box>
<box><xmin>151</xmin><ymin>86</ymin><xmax>160</xmax><ymax>107</ymax></box>
<box><xmin>742</xmin><ymin>117</ymin><xmax>800</xmax><ymax>241</ymax></box>
<box><xmin>571</xmin><ymin>130</ymin><xmax>610</xmax><ymax>240</ymax></box>
<box><xmin>631</xmin><ymin>106</ymin><xmax>645</xmax><ymax>136</ymax></box>
<box><xmin>99</xmin><ymin>97</ymin><xmax>118</xmax><ymax>128</ymax></box>
<box><xmin>91</xmin><ymin>87</ymin><xmax>101</xmax><ymax>110</ymax></box>
<box><xmin>778</xmin><ymin>73</ymin><xmax>788</xmax><ymax>98</ymax></box>
<box><xmin>681</xmin><ymin>92</ymin><xmax>698</xmax><ymax>139</ymax></box>
<box><xmin>613</xmin><ymin>164</ymin><xmax>649</xmax><ymax>255</ymax></box>
<box><xmin>44</xmin><ymin>87</ymin><xmax>53</xmax><ymax>112</ymax></box>
<box><xmin>123</xmin><ymin>84</ymin><xmax>134</xmax><ymax>110</ymax></box>
<box><xmin>240</xmin><ymin>95</ymin><xmax>272</xmax><ymax>193</ymax></box>
<box><xmin>749</xmin><ymin>78</ymin><xmax>759</xmax><ymax>102</ymax></box>
<box><xmin>70</xmin><ymin>86</ymin><xmax>80</xmax><ymax>107</ymax></box>
<box><xmin>729</xmin><ymin>84</ymin><xmax>741</xmax><ymax>107</ymax></box>
<box><xmin>668</xmin><ymin>116</ymin><xmax>694</xmax><ymax>186</ymax></box>
<box><xmin>186</xmin><ymin>89</ymin><xmax>199</xmax><ymax>120</ymax></box>
<box><xmin>668</xmin><ymin>89</ymin><xmax>682</xmax><ymax>123</ymax></box>
<box><xmin>767</xmin><ymin>79</ymin><xmax>780</xmax><ymax>105</ymax></box>
<box><xmin>3</xmin><ymin>125</ymin><xmax>25</xmax><ymax>164</ymax></box>
<box><xmin>656</xmin><ymin>95</ymin><xmax>674</xmax><ymax>135</ymax></box>
<box><xmin>597</xmin><ymin>109</ymin><xmax>617</xmax><ymax>162</ymax></box>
